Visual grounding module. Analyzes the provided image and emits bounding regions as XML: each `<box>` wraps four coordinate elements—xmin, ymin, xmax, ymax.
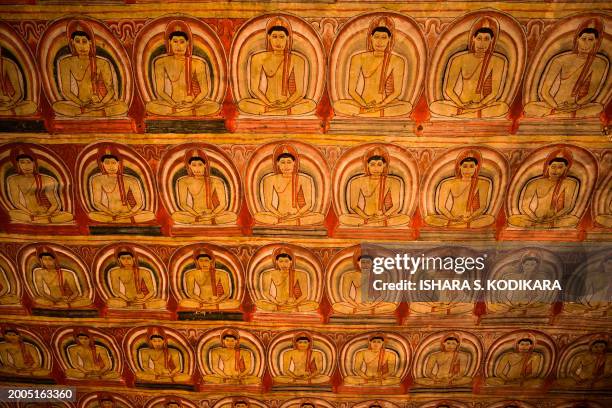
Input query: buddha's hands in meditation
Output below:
<box><xmin>556</xmin><ymin>100</ymin><xmax>580</xmax><ymax>112</ymax></box>
<box><xmin>277</xmin><ymin>208</ymin><xmax>299</xmax><ymax>222</ymax></box>
<box><xmin>365</xmin><ymin>210</ymin><xmax>388</xmax><ymax>223</ymax></box>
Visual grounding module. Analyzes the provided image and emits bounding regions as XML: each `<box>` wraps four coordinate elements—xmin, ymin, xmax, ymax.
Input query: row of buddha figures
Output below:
<box><xmin>0</xmin><ymin>141</ymin><xmax>610</xmax><ymax>239</ymax></box>
<box><xmin>0</xmin><ymin>10</ymin><xmax>610</xmax><ymax>134</ymax></box>
<box><xmin>6</xmin><ymin>397</ymin><xmax>610</xmax><ymax>408</ymax></box>
<box><xmin>0</xmin><ymin>241</ymin><xmax>609</xmax><ymax>322</ymax></box>
<box><xmin>1</xmin><ymin>325</ymin><xmax>611</xmax><ymax>393</ymax></box>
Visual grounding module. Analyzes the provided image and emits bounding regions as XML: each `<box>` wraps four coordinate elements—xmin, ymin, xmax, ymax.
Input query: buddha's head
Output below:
<box><xmin>3</xmin><ymin>328</ymin><xmax>20</xmax><ymax>344</ymax></box>
<box><xmin>300</xmin><ymin>403</ymin><xmax>315</xmax><ymax>408</ymax></box>
<box><xmin>100</xmin><ymin>154</ymin><xmax>120</xmax><ymax>175</ymax></box>
<box><xmin>71</xmin><ymin>30</ymin><xmax>92</xmax><ymax>57</ymax></box>
<box><xmin>295</xmin><ymin>335</ymin><xmax>311</xmax><ymax>351</ymax></box>
<box><xmin>547</xmin><ymin>157</ymin><xmax>569</xmax><ymax>180</ymax></box>
<box><xmin>590</xmin><ymin>339</ymin><xmax>608</xmax><ymax>354</ymax></box>
<box><xmin>472</xmin><ymin>27</ymin><xmax>494</xmax><ymax>55</ymax></box>
<box><xmin>368</xmin><ymin>334</ymin><xmax>385</xmax><ymax>351</ymax></box>
<box><xmin>15</xmin><ymin>154</ymin><xmax>35</xmax><ymax>175</ymax></box>
<box><xmin>233</xmin><ymin>400</ymin><xmax>249</xmax><ymax>408</ymax></box>
<box><xmin>76</xmin><ymin>331</ymin><xmax>92</xmax><ymax>347</ymax></box>
<box><xmin>364</xmin><ymin>146</ymin><xmax>390</xmax><ymax>177</ymax></box>
<box><xmin>543</xmin><ymin>148</ymin><xmax>573</xmax><ymax>180</ymax></box>
<box><xmin>367</xmin><ymin>155</ymin><xmax>387</xmax><ymax>176</ymax></box>
<box><xmin>222</xmin><ymin>331</ymin><xmax>238</xmax><ymax>349</ymax></box>
<box><xmin>577</xmin><ymin>28</ymin><xmax>599</xmax><ymax>54</ymax></box>
<box><xmin>168</xmin><ymin>31</ymin><xmax>189</xmax><ymax>57</ymax></box>
<box><xmin>276</xmin><ymin>152</ymin><xmax>296</xmax><ymax>175</ymax></box>
<box><xmin>275</xmin><ymin>252</ymin><xmax>293</xmax><ymax>271</ymax></box>
<box><xmin>117</xmin><ymin>250</ymin><xmax>135</xmax><ymax>268</ymax></box>
<box><xmin>195</xmin><ymin>253</ymin><xmax>213</xmax><ymax>270</ymax></box>
<box><xmin>520</xmin><ymin>251</ymin><xmax>540</xmax><ymax>274</ymax></box>
<box><xmin>370</xmin><ymin>26</ymin><xmax>392</xmax><ymax>53</ymax></box>
<box><xmin>38</xmin><ymin>252</ymin><xmax>57</xmax><ymax>270</ymax></box>
<box><xmin>358</xmin><ymin>255</ymin><xmax>373</xmax><ymax>274</ymax></box>
<box><xmin>99</xmin><ymin>397</ymin><xmax>115</xmax><ymax>408</ymax></box>
<box><xmin>516</xmin><ymin>337</ymin><xmax>534</xmax><ymax>353</ymax></box>
<box><xmin>149</xmin><ymin>334</ymin><xmax>165</xmax><ymax>350</ymax></box>
<box><xmin>442</xmin><ymin>335</ymin><xmax>460</xmax><ymax>352</ymax></box>
<box><xmin>267</xmin><ymin>25</ymin><xmax>289</xmax><ymax>52</ymax></box>
<box><xmin>459</xmin><ymin>157</ymin><xmax>478</xmax><ymax>178</ymax></box>
<box><xmin>188</xmin><ymin>156</ymin><xmax>207</xmax><ymax>177</ymax></box>
<box><xmin>165</xmin><ymin>400</ymin><xmax>181</xmax><ymax>408</ymax></box>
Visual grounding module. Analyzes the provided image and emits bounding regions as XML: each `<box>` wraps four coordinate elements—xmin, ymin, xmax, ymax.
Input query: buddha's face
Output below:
<box><xmin>223</xmin><ymin>336</ymin><xmax>237</xmax><ymax>348</ymax></box>
<box><xmin>17</xmin><ymin>158</ymin><xmax>34</xmax><ymax>175</ymax></box>
<box><xmin>150</xmin><ymin>337</ymin><xmax>164</xmax><ymax>350</ymax></box>
<box><xmin>359</xmin><ymin>258</ymin><xmax>373</xmax><ymax>273</ymax></box>
<box><xmin>602</xmin><ymin>258</ymin><xmax>612</xmax><ymax>273</ymax></box>
<box><xmin>296</xmin><ymin>339</ymin><xmax>310</xmax><ymax>350</ymax></box>
<box><xmin>443</xmin><ymin>339</ymin><xmax>459</xmax><ymax>351</ymax></box>
<box><xmin>277</xmin><ymin>157</ymin><xmax>295</xmax><ymax>175</ymax></box>
<box><xmin>77</xmin><ymin>335</ymin><xmax>91</xmax><ymax>346</ymax></box>
<box><xmin>460</xmin><ymin>160</ymin><xmax>477</xmax><ymax>178</ymax></box>
<box><xmin>577</xmin><ymin>33</ymin><xmax>597</xmax><ymax>54</ymax></box>
<box><xmin>369</xmin><ymin>338</ymin><xmax>384</xmax><ymax>351</ymax></box>
<box><xmin>521</xmin><ymin>259</ymin><xmax>538</xmax><ymax>274</ymax></box>
<box><xmin>473</xmin><ymin>32</ymin><xmax>492</xmax><ymax>54</ymax></box>
<box><xmin>547</xmin><ymin>161</ymin><xmax>567</xmax><ymax>179</ymax></box>
<box><xmin>517</xmin><ymin>340</ymin><xmax>532</xmax><ymax>352</ymax></box>
<box><xmin>367</xmin><ymin>159</ymin><xmax>386</xmax><ymax>176</ymax></box>
<box><xmin>268</xmin><ymin>30</ymin><xmax>288</xmax><ymax>51</ymax></box>
<box><xmin>4</xmin><ymin>332</ymin><xmax>19</xmax><ymax>344</ymax></box>
<box><xmin>72</xmin><ymin>35</ymin><xmax>91</xmax><ymax>57</ymax></box>
<box><xmin>276</xmin><ymin>255</ymin><xmax>292</xmax><ymax>271</ymax></box>
<box><xmin>118</xmin><ymin>254</ymin><xmax>134</xmax><ymax>267</ymax></box>
<box><xmin>167</xmin><ymin>403</ymin><xmax>180</xmax><ymax>408</ymax></box>
<box><xmin>101</xmin><ymin>401</ymin><xmax>114</xmax><ymax>408</ymax></box>
<box><xmin>371</xmin><ymin>31</ymin><xmax>390</xmax><ymax>52</ymax></box>
<box><xmin>591</xmin><ymin>342</ymin><xmax>607</xmax><ymax>354</ymax></box>
<box><xmin>40</xmin><ymin>255</ymin><xmax>56</xmax><ymax>270</ymax></box>
<box><xmin>102</xmin><ymin>158</ymin><xmax>119</xmax><ymax>175</ymax></box>
<box><xmin>170</xmin><ymin>35</ymin><xmax>188</xmax><ymax>56</ymax></box>
<box><xmin>189</xmin><ymin>159</ymin><xmax>206</xmax><ymax>176</ymax></box>
<box><xmin>234</xmin><ymin>403</ymin><xmax>248</xmax><ymax>408</ymax></box>
<box><xmin>196</xmin><ymin>256</ymin><xmax>212</xmax><ymax>270</ymax></box>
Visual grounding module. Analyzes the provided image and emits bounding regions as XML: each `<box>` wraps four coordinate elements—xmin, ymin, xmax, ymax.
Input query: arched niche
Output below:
<box><xmin>157</xmin><ymin>143</ymin><xmax>241</xmax><ymax>233</ymax></box>
<box><xmin>244</xmin><ymin>140</ymin><xmax>330</xmax><ymax>229</ymax></box>
<box><xmin>505</xmin><ymin>144</ymin><xmax>598</xmax><ymax>233</ymax></box>
<box><xmin>339</xmin><ymin>331</ymin><xmax>410</xmax><ymax>390</ymax></box>
<box><xmin>484</xmin><ymin>330</ymin><xmax>556</xmax><ymax>389</ymax></box>
<box><xmin>17</xmin><ymin>242</ymin><xmax>95</xmax><ymax>314</ymax></box>
<box><xmin>329</xmin><ymin>11</ymin><xmax>426</xmax><ymax>118</ymax></box>
<box><xmin>0</xmin><ymin>325</ymin><xmax>53</xmax><ymax>379</ymax></box>
<box><xmin>420</xmin><ymin>145</ymin><xmax>508</xmax><ymax>231</ymax></box>
<box><xmin>0</xmin><ymin>142</ymin><xmax>75</xmax><ymax>227</ymax></box>
<box><xmin>0</xmin><ymin>21</ymin><xmax>40</xmax><ymax>117</ymax></box>
<box><xmin>51</xmin><ymin>326</ymin><xmax>123</xmax><ymax>382</ymax></box>
<box><xmin>75</xmin><ymin>141</ymin><xmax>158</xmax><ymax>225</ymax></box>
<box><xmin>412</xmin><ymin>330</ymin><xmax>483</xmax><ymax>389</ymax></box>
<box><xmin>230</xmin><ymin>12</ymin><xmax>325</xmax><ymax>116</ymax></box>
<box><xmin>0</xmin><ymin>251</ymin><xmax>22</xmax><ymax>308</ymax></box>
<box><xmin>134</xmin><ymin>14</ymin><xmax>227</xmax><ymax>116</ymax></box>
<box><xmin>555</xmin><ymin>333</ymin><xmax>611</xmax><ymax>390</ymax></box>
<box><xmin>37</xmin><ymin>16</ymin><xmax>132</xmax><ymax>119</ymax></box>
<box><xmin>332</xmin><ymin>142</ymin><xmax>418</xmax><ymax>239</ymax></box>
<box><xmin>92</xmin><ymin>243</ymin><xmax>168</xmax><ymax>315</ymax></box>
<box><xmin>169</xmin><ymin>243</ymin><xmax>244</xmax><ymax>313</ymax></box>
<box><xmin>427</xmin><ymin>9</ymin><xmax>526</xmax><ymax>119</ymax></box>
<box><xmin>247</xmin><ymin>243</ymin><xmax>323</xmax><ymax>321</ymax></box>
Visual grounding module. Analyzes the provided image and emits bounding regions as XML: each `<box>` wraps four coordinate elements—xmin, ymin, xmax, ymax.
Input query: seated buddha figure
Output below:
<box><xmin>339</xmin><ymin>146</ymin><xmax>410</xmax><ymax>227</ymax></box>
<box><xmin>594</xmin><ymin>176</ymin><xmax>612</xmax><ymax>228</ymax></box>
<box><xmin>65</xmin><ymin>329</ymin><xmax>119</xmax><ymax>380</ymax></box>
<box><xmin>333</xmin><ymin>16</ymin><xmax>412</xmax><ymax>118</ymax></box>
<box><xmin>106</xmin><ymin>246</ymin><xmax>166</xmax><ymax>310</ymax></box>
<box><xmin>254</xmin><ymin>144</ymin><xmax>324</xmax><ymax>226</ymax></box>
<box><xmin>274</xmin><ymin>332</ymin><xmax>330</xmax><ymax>385</ymax></box>
<box><xmin>524</xmin><ymin>18</ymin><xmax>607</xmax><ymax>119</ymax></box>
<box><xmin>564</xmin><ymin>254</ymin><xmax>612</xmax><ymax>317</ymax></box>
<box><xmin>255</xmin><ymin>247</ymin><xmax>319</xmax><ymax>313</ymax></box>
<box><xmin>202</xmin><ymin>329</ymin><xmax>260</xmax><ymax>385</ymax></box>
<box><xmin>486</xmin><ymin>335</ymin><xmax>545</xmax><ymax>388</ymax></box>
<box><xmin>171</xmin><ymin>149</ymin><xmax>237</xmax><ymax>225</ymax></box>
<box><xmin>0</xmin><ymin>261</ymin><xmax>19</xmax><ymax>305</ymax></box>
<box><xmin>31</xmin><ymin>246</ymin><xmax>90</xmax><ymax>309</ymax></box>
<box><xmin>508</xmin><ymin>148</ymin><xmax>579</xmax><ymax>228</ymax></box>
<box><xmin>6</xmin><ymin>147</ymin><xmax>73</xmax><ymax>224</ymax></box>
<box><xmin>237</xmin><ymin>16</ymin><xmax>316</xmax><ymax>116</ymax></box>
<box><xmin>425</xmin><ymin>149</ymin><xmax>495</xmax><ymax>228</ymax></box>
<box><xmin>331</xmin><ymin>251</ymin><xmax>397</xmax><ymax>315</ymax></box>
<box><xmin>558</xmin><ymin>338</ymin><xmax>612</xmax><ymax>388</ymax></box>
<box><xmin>429</xmin><ymin>17</ymin><xmax>509</xmax><ymax>119</ymax></box>
<box><xmin>52</xmin><ymin>20</ymin><xmax>128</xmax><ymax>117</ymax></box>
<box><xmin>414</xmin><ymin>334</ymin><xmax>473</xmax><ymax>387</ymax></box>
<box><xmin>0</xmin><ymin>327</ymin><xmax>50</xmax><ymax>377</ymax></box>
<box><xmin>178</xmin><ymin>249</ymin><xmax>240</xmax><ymax>310</ymax></box>
<box><xmin>135</xmin><ymin>327</ymin><xmax>191</xmax><ymax>383</ymax></box>
<box><xmin>344</xmin><ymin>334</ymin><xmax>402</xmax><ymax>386</ymax></box>
<box><xmin>487</xmin><ymin>250</ymin><xmax>557</xmax><ymax>317</ymax></box>
<box><xmin>145</xmin><ymin>20</ymin><xmax>220</xmax><ymax>117</ymax></box>
<box><xmin>0</xmin><ymin>44</ymin><xmax>37</xmax><ymax>116</ymax></box>
<box><xmin>89</xmin><ymin>147</ymin><xmax>156</xmax><ymax>224</ymax></box>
